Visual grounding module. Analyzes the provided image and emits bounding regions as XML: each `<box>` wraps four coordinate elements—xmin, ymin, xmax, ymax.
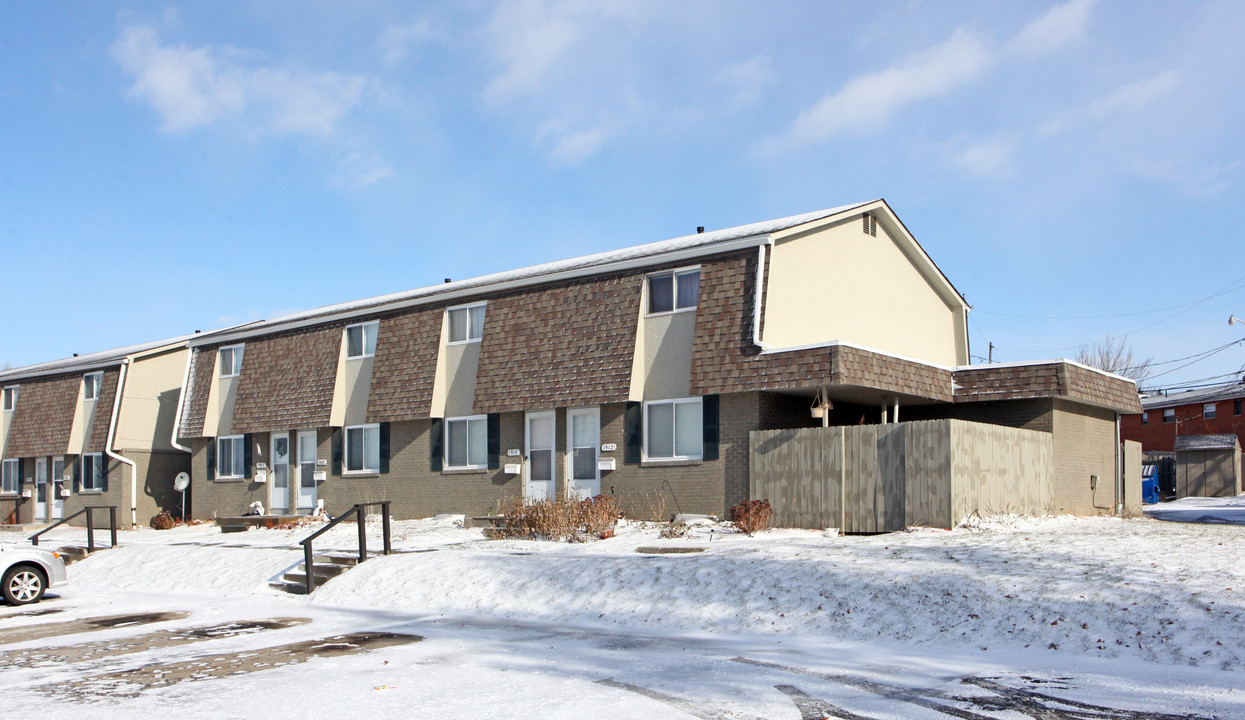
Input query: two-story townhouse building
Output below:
<box><xmin>1120</xmin><ymin>383</ymin><xmax>1245</xmax><ymax>497</ymax></box>
<box><xmin>175</xmin><ymin>200</ymin><xmax>1141</xmax><ymax>522</ymax></box>
<box><xmin>1</xmin><ymin>336</ymin><xmax>196</xmax><ymax>527</ymax></box>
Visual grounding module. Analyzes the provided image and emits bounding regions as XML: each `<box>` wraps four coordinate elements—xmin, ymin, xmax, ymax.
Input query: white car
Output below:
<box><xmin>1</xmin><ymin>545</ymin><xmax>68</xmax><ymax>605</ymax></box>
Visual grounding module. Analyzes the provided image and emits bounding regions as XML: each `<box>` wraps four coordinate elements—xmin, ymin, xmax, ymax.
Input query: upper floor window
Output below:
<box><xmin>1</xmin><ymin>386</ymin><xmax>16</xmax><ymax>412</ymax></box>
<box><xmin>346</xmin><ymin>321</ymin><xmax>379</xmax><ymax>359</ymax></box>
<box><xmin>1140</xmin><ymin>411</ymin><xmax>1148</xmax><ymax>426</ymax></box>
<box><xmin>219</xmin><ymin>345</ymin><xmax>245</xmax><ymax>378</ymax></box>
<box><xmin>1162</xmin><ymin>408</ymin><xmax>1175</xmax><ymax>423</ymax></box>
<box><xmin>81</xmin><ymin>453</ymin><xmax>105</xmax><ymax>491</ymax></box>
<box><xmin>216</xmin><ymin>435</ymin><xmax>246</xmax><ymax>479</ymax></box>
<box><xmin>83</xmin><ymin>372</ymin><xmax>103</xmax><ymax>401</ymax></box>
<box><xmin>447</xmin><ymin>303</ymin><xmax>486</xmax><ymax>344</ymax></box>
<box><xmin>344</xmin><ymin>424</ymin><xmax>381</xmax><ymax>473</ymax></box>
<box><xmin>1</xmin><ymin>459</ymin><xmax>17</xmax><ymax>494</ymax></box>
<box><xmin>445</xmin><ymin>415</ymin><xmax>487</xmax><ymax>469</ymax></box>
<box><xmin>647</xmin><ymin>268</ymin><xmax>699</xmax><ymax>315</ymax></box>
<box><xmin>644</xmin><ymin>397</ymin><xmax>703</xmax><ymax>460</ymax></box>
<box><xmin>1204</xmin><ymin>403</ymin><xmax>1217</xmax><ymax>419</ymax></box>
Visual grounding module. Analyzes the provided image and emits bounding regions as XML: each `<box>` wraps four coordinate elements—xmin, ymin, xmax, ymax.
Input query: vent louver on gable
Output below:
<box><xmin>862</xmin><ymin>214</ymin><xmax>877</xmax><ymax>237</ymax></box>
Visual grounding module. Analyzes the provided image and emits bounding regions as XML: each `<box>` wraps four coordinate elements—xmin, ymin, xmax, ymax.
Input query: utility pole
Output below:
<box><xmin>988</xmin><ymin>342</ymin><xmax>994</xmax><ymax>363</ymax></box>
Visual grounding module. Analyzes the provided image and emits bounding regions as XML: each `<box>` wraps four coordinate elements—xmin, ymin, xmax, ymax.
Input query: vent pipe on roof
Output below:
<box><xmin>697</xmin><ymin>227</ymin><xmax>704</xmax><ymax>234</ymax></box>
<box><xmin>444</xmin><ymin>278</ymin><xmax>452</xmax><ymax>283</ymax></box>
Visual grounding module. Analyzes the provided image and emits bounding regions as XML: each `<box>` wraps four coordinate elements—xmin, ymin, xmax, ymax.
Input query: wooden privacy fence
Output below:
<box><xmin>749</xmin><ymin>419</ymin><xmax>1053</xmax><ymax>531</ymax></box>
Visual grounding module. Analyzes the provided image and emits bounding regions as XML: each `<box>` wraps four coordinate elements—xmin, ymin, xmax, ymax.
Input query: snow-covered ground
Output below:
<box><xmin>1146</xmin><ymin>494</ymin><xmax>1245</xmax><ymax>525</ymax></box>
<box><xmin>3</xmin><ymin>507</ymin><xmax>1244</xmax><ymax>718</ymax></box>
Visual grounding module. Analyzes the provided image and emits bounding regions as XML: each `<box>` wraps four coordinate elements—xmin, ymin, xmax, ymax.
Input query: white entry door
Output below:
<box><xmin>270</xmin><ymin>433</ymin><xmax>291</xmax><ymax>514</ymax></box>
<box><xmin>525</xmin><ymin>411</ymin><xmax>556</xmax><ymax>502</ymax></box>
<box><xmin>34</xmin><ymin>457</ymin><xmax>48</xmax><ymax>522</ymax></box>
<box><xmin>567</xmin><ymin>408</ymin><xmax>600</xmax><ymax>500</ymax></box>
<box><xmin>296</xmin><ymin>430</ymin><xmax>318</xmax><ymax>513</ymax></box>
<box><xmin>51</xmin><ymin>457</ymin><xmax>65</xmax><ymax>520</ymax></box>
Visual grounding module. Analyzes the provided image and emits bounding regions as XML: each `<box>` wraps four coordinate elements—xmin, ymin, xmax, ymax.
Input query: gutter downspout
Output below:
<box><xmin>104</xmin><ymin>359</ymin><xmax>139</xmax><ymax>529</ymax></box>
<box><xmin>752</xmin><ymin>242</ymin><xmax>774</xmax><ymax>350</ymax></box>
<box><xmin>1115</xmin><ymin>412</ymin><xmax>1123</xmax><ymax>516</ymax></box>
<box><xmin>170</xmin><ymin>350</ymin><xmax>193</xmax><ymax>454</ymax></box>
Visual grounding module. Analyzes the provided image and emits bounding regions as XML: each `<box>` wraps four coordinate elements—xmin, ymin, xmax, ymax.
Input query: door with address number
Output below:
<box><xmin>566</xmin><ymin>407</ymin><xmax>600</xmax><ymax>500</ymax></box>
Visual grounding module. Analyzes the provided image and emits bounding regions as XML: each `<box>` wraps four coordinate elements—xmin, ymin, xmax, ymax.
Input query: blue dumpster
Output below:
<box><xmin>1141</xmin><ymin>464</ymin><xmax>1159</xmax><ymax>504</ymax></box>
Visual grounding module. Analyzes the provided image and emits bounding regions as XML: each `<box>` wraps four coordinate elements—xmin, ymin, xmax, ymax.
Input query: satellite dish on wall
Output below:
<box><xmin>173</xmin><ymin>472</ymin><xmax>190</xmax><ymax>492</ymax></box>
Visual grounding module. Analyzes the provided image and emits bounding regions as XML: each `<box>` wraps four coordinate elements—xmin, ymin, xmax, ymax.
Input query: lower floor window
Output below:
<box><xmin>446</xmin><ymin>416</ymin><xmax>487</xmax><ymax>468</ymax></box>
<box><xmin>1</xmin><ymin>459</ymin><xmax>17</xmax><ymax>494</ymax></box>
<box><xmin>217</xmin><ymin>436</ymin><xmax>245</xmax><ymax>479</ymax></box>
<box><xmin>81</xmin><ymin>453</ymin><xmax>105</xmax><ymax>491</ymax></box>
<box><xmin>645</xmin><ymin>398</ymin><xmax>703</xmax><ymax>460</ymax></box>
<box><xmin>345</xmin><ymin>424</ymin><xmax>381</xmax><ymax>473</ymax></box>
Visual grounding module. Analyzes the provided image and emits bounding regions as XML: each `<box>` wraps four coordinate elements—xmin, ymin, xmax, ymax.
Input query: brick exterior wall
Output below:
<box><xmin>688</xmin><ymin>251</ymin><xmax>953</xmax><ymax>401</ymax></box>
<box><xmin>472</xmin><ymin>272</ymin><xmax>642</xmax><ymax>414</ymax></box>
<box><xmin>366</xmin><ymin>307</ymin><xmax>444</xmax><ymax>422</ymax></box>
<box><xmin>4</xmin><ymin>373</ymin><xmax>81</xmax><ymax>458</ymax></box>
<box><xmin>905</xmin><ymin>398</ymin><xmax>1056</xmax><ymax>434</ymax></box>
<box><xmin>87</xmin><ymin>368</ymin><xmax>120</xmax><ymax>449</ymax></box>
<box><xmin>180</xmin><ymin>346</ymin><xmax>217</xmax><ymax>438</ymax></box>
<box><xmin>230</xmin><ymin>324</ymin><xmax>342</xmax><ymax>434</ymax></box>
<box><xmin>1050</xmin><ymin>399</ymin><xmax>1119</xmax><ymax>515</ymax></box>
<box><xmin>1121</xmin><ymin>397</ymin><xmax>1245</xmax><ymax>453</ymax></box>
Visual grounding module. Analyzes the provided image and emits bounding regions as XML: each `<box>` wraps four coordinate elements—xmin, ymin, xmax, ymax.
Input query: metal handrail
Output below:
<box><xmin>298</xmin><ymin>501</ymin><xmax>391</xmax><ymax>594</ymax></box>
<box><xmin>29</xmin><ymin>506</ymin><xmax>119</xmax><ymax>553</ymax></box>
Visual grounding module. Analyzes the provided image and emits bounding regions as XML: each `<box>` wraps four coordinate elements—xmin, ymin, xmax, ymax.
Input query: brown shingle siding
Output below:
<box><xmin>180</xmin><ymin>347</ymin><xmax>216</xmax><ymax>438</ymax></box>
<box><xmin>472</xmin><ymin>273</ymin><xmax>641</xmax><ymax>414</ymax></box>
<box><xmin>4</xmin><ymin>373</ymin><xmax>80</xmax><ymax>458</ymax></box>
<box><xmin>87</xmin><ymin>368</ymin><xmax>120</xmax><ymax>449</ymax></box>
<box><xmin>952</xmin><ymin>362</ymin><xmax>1140</xmax><ymax>413</ymax></box>
<box><xmin>367</xmin><ymin>308</ymin><xmax>443</xmax><ymax>422</ymax></box>
<box><xmin>1063</xmin><ymin>363</ymin><xmax>1142</xmax><ymax>413</ymax></box>
<box><xmin>230</xmin><ymin>325</ymin><xmax>342</xmax><ymax>434</ymax></box>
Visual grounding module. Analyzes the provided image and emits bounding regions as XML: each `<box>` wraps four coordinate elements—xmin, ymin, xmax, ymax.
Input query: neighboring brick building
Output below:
<box><xmin>1120</xmin><ymin>383</ymin><xmax>1245</xmax><ymax>496</ymax></box>
<box><xmin>0</xmin><ymin>337</ymin><xmax>198</xmax><ymax>528</ymax></box>
<box><xmin>167</xmin><ymin>199</ymin><xmax>1139</xmax><ymax>523</ymax></box>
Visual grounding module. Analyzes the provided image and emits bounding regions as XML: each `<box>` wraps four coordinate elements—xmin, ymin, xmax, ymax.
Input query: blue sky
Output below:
<box><xmin>2</xmin><ymin>1</ymin><xmax>1243</xmax><ymax>390</ymax></box>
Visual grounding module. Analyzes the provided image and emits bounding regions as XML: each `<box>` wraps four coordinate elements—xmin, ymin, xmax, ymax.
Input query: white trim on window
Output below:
<box><xmin>1</xmin><ymin>385</ymin><xmax>16</xmax><ymax>412</ymax></box>
<box><xmin>445</xmin><ymin>414</ymin><xmax>488</xmax><ymax>469</ymax></box>
<box><xmin>345</xmin><ymin>321</ymin><xmax>379</xmax><ymax>359</ymax></box>
<box><xmin>642</xmin><ymin>397</ymin><xmax>703</xmax><ymax>461</ymax></box>
<box><xmin>219</xmin><ymin>345</ymin><xmax>245</xmax><ymax>378</ymax></box>
<box><xmin>81</xmin><ymin>452</ymin><xmax>105</xmax><ymax>492</ymax></box>
<box><xmin>446</xmin><ymin>302</ymin><xmax>487</xmax><ymax>345</ymax></box>
<box><xmin>216</xmin><ymin>435</ymin><xmax>246</xmax><ymax>479</ymax></box>
<box><xmin>0</xmin><ymin>459</ymin><xmax>18</xmax><ymax>494</ymax></box>
<box><xmin>1162</xmin><ymin>408</ymin><xmax>1175</xmax><ymax>423</ymax></box>
<box><xmin>1203</xmin><ymin>403</ymin><xmax>1217</xmax><ymax>419</ymax></box>
<box><xmin>344</xmin><ymin>423</ymin><xmax>382</xmax><ymax>474</ymax></box>
<box><xmin>645</xmin><ymin>266</ymin><xmax>700</xmax><ymax>316</ymax></box>
<box><xmin>82</xmin><ymin>372</ymin><xmax>103</xmax><ymax>401</ymax></box>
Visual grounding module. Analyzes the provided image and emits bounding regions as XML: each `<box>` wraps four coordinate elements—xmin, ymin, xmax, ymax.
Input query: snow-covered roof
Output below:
<box><xmin>193</xmin><ymin>201</ymin><xmax>876</xmax><ymax>345</ymax></box>
<box><xmin>0</xmin><ymin>334</ymin><xmax>198</xmax><ymax>383</ymax></box>
<box><xmin>1140</xmin><ymin>382</ymin><xmax>1245</xmax><ymax>410</ymax></box>
<box><xmin>1174</xmin><ymin>434</ymin><xmax>1240</xmax><ymax>452</ymax></box>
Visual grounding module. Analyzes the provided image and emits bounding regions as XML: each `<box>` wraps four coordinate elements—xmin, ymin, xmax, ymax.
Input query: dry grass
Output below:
<box><xmin>150</xmin><ymin>512</ymin><xmax>176</xmax><ymax>530</ymax></box>
<box><xmin>492</xmin><ymin>494</ymin><xmax>621</xmax><ymax>541</ymax></box>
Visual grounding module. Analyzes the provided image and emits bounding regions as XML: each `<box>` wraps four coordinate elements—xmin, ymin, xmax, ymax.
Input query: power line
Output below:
<box><xmin>974</xmin><ymin>273</ymin><xmax>1245</xmax><ymax>321</ymax></box>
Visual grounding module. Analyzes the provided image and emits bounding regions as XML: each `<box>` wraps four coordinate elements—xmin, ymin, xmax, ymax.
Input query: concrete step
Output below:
<box><xmin>314</xmin><ymin>554</ymin><xmax>362</xmax><ymax>567</ymax></box>
<box><xmin>56</xmin><ymin>546</ymin><xmax>92</xmax><ymax>565</ymax></box>
<box><xmin>268</xmin><ymin>581</ymin><xmax>309</xmax><ymax>595</ymax></box>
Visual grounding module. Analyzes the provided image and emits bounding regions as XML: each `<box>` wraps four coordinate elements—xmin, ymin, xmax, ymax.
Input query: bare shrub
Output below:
<box><xmin>659</xmin><ymin>522</ymin><xmax>689</xmax><ymax>539</ymax></box>
<box><xmin>150</xmin><ymin>512</ymin><xmax>176</xmax><ymax>530</ymax></box>
<box><xmin>729</xmin><ymin>499</ymin><xmax>773</xmax><ymax>535</ymax></box>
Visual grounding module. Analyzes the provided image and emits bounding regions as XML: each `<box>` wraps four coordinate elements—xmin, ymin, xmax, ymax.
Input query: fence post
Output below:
<box><xmin>110</xmin><ymin>506</ymin><xmax>117</xmax><ymax>547</ymax></box>
<box><xmin>356</xmin><ymin>505</ymin><xmax>367</xmax><ymax>563</ymax></box>
<box><xmin>86</xmin><ymin>509</ymin><xmax>96</xmax><ymax>553</ymax></box>
<box><xmin>382</xmin><ymin>501</ymin><xmax>391</xmax><ymax>555</ymax></box>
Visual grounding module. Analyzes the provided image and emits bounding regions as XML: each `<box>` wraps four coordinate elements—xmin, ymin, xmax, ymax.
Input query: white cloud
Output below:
<box><xmin>764</xmin><ymin>28</ymin><xmax>990</xmax><ymax>152</ymax></box>
<box><xmin>378</xmin><ymin>21</ymin><xmax>436</xmax><ymax>65</ymax></box>
<box><xmin>1087</xmin><ymin>70</ymin><xmax>1180</xmax><ymax>120</ymax></box>
<box><xmin>113</xmin><ymin>25</ymin><xmax>371</xmax><ymax>138</ymax></box>
<box><xmin>946</xmin><ymin>135</ymin><xmax>1017</xmax><ymax>177</ymax></box>
<box><xmin>548</xmin><ymin>125</ymin><xmax>610</xmax><ymax>165</ymax></box>
<box><xmin>483</xmin><ymin>0</ymin><xmax>580</xmax><ymax>103</ymax></box>
<box><xmin>713</xmin><ymin>56</ymin><xmax>774</xmax><ymax>109</ymax></box>
<box><xmin>1006</xmin><ymin>0</ymin><xmax>1096</xmax><ymax>58</ymax></box>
